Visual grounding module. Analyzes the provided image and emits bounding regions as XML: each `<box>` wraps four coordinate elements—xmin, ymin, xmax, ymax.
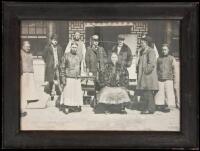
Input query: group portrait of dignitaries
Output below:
<box><xmin>20</xmin><ymin>31</ymin><xmax>179</xmax><ymax>117</ymax></box>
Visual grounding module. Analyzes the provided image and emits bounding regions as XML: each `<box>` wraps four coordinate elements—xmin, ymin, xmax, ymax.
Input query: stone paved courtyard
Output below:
<box><xmin>20</xmin><ymin>58</ymin><xmax>180</xmax><ymax>131</ymax></box>
<box><xmin>21</xmin><ymin>103</ymin><xmax>180</xmax><ymax>131</ymax></box>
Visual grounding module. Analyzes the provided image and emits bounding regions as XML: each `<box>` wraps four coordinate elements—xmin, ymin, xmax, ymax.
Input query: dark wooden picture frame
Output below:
<box><xmin>2</xmin><ymin>2</ymin><xmax>199</xmax><ymax>149</ymax></box>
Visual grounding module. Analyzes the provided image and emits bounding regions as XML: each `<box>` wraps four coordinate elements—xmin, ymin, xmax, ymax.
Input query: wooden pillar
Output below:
<box><xmin>165</xmin><ymin>21</ymin><xmax>172</xmax><ymax>46</ymax></box>
<box><xmin>48</xmin><ymin>21</ymin><xmax>56</xmax><ymax>42</ymax></box>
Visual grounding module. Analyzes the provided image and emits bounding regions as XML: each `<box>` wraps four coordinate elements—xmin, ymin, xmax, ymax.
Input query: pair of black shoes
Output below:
<box><xmin>59</xmin><ymin>105</ymin><xmax>82</xmax><ymax>114</ymax></box>
<box><xmin>59</xmin><ymin>104</ymin><xmax>68</xmax><ymax>114</ymax></box>
<box><xmin>156</xmin><ymin>105</ymin><xmax>171</xmax><ymax>113</ymax></box>
<box><xmin>162</xmin><ymin>107</ymin><xmax>170</xmax><ymax>113</ymax></box>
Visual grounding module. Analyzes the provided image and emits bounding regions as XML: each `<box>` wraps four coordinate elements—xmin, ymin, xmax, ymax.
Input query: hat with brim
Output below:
<box><xmin>92</xmin><ymin>35</ymin><xmax>99</xmax><ymax>41</ymax></box>
<box><xmin>141</xmin><ymin>35</ymin><xmax>153</xmax><ymax>43</ymax></box>
<box><xmin>51</xmin><ymin>33</ymin><xmax>58</xmax><ymax>40</ymax></box>
<box><xmin>118</xmin><ymin>34</ymin><xmax>125</xmax><ymax>40</ymax></box>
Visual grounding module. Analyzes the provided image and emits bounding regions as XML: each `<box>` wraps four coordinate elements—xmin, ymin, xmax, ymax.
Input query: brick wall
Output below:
<box><xmin>131</xmin><ymin>22</ymin><xmax>148</xmax><ymax>48</ymax></box>
<box><xmin>68</xmin><ymin>21</ymin><xmax>148</xmax><ymax>47</ymax></box>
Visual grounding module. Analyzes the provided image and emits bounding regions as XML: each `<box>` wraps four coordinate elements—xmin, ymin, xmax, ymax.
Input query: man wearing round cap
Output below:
<box><xmin>85</xmin><ymin>34</ymin><xmax>107</xmax><ymax>77</ymax></box>
<box><xmin>155</xmin><ymin>43</ymin><xmax>178</xmax><ymax>111</ymax></box>
<box><xmin>85</xmin><ymin>34</ymin><xmax>107</xmax><ymax>89</ymax></box>
<box><xmin>136</xmin><ymin>35</ymin><xmax>159</xmax><ymax>114</ymax></box>
<box><xmin>111</xmin><ymin>34</ymin><xmax>133</xmax><ymax>68</ymax></box>
<box><xmin>42</xmin><ymin>33</ymin><xmax>63</xmax><ymax>100</ymax></box>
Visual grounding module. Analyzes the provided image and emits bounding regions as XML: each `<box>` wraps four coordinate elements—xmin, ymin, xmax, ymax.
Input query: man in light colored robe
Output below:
<box><xmin>65</xmin><ymin>32</ymin><xmax>86</xmax><ymax>76</ymax></box>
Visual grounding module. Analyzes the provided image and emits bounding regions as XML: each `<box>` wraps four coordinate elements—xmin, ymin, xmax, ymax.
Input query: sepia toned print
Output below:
<box><xmin>20</xmin><ymin>20</ymin><xmax>180</xmax><ymax>131</ymax></box>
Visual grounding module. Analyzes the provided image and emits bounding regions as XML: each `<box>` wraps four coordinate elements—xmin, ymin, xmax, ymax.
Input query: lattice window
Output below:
<box><xmin>21</xmin><ymin>21</ymin><xmax>47</xmax><ymax>38</ymax></box>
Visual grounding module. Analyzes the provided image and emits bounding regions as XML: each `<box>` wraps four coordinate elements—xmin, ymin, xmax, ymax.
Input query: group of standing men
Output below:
<box><xmin>41</xmin><ymin>32</ymin><xmax>133</xmax><ymax>114</ymax></box>
<box><xmin>20</xmin><ymin>31</ymin><xmax>179</xmax><ymax>116</ymax></box>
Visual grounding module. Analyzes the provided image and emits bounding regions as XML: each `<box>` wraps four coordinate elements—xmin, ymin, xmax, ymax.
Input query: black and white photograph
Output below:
<box><xmin>3</xmin><ymin>2</ymin><xmax>199</xmax><ymax>149</ymax></box>
<box><xmin>20</xmin><ymin>20</ymin><xmax>181</xmax><ymax>131</ymax></box>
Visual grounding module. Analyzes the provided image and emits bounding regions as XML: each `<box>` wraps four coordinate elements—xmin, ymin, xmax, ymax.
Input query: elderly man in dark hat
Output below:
<box><xmin>85</xmin><ymin>34</ymin><xmax>107</xmax><ymax>77</ymax></box>
<box><xmin>42</xmin><ymin>33</ymin><xmax>63</xmax><ymax>100</ymax></box>
<box><xmin>136</xmin><ymin>35</ymin><xmax>159</xmax><ymax>114</ymax></box>
<box><xmin>85</xmin><ymin>34</ymin><xmax>107</xmax><ymax>90</ymax></box>
<box><xmin>111</xmin><ymin>34</ymin><xmax>133</xmax><ymax>69</ymax></box>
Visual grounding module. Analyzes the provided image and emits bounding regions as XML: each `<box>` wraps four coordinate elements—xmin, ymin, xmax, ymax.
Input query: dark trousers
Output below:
<box><xmin>45</xmin><ymin>81</ymin><xmax>61</xmax><ymax>95</ymax></box>
<box><xmin>141</xmin><ymin>90</ymin><xmax>156</xmax><ymax>113</ymax></box>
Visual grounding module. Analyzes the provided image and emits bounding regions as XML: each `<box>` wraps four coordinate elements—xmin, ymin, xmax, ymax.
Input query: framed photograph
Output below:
<box><xmin>2</xmin><ymin>2</ymin><xmax>199</xmax><ymax>149</ymax></box>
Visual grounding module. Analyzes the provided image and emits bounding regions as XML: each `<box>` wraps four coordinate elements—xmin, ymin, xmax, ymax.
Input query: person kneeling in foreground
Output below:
<box><xmin>60</xmin><ymin>42</ymin><xmax>83</xmax><ymax>114</ymax></box>
<box><xmin>95</xmin><ymin>52</ymin><xmax>130</xmax><ymax>114</ymax></box>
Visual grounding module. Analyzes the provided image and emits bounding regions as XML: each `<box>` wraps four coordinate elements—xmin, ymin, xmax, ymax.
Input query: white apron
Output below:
<box><xmin>62</xmin><ymin>78</ymin><xmax>83</xmax><ymax>106</ymax></box>
<box><xmin>21</xmin><ymin>73</ymin><xmax>38</xmax><ymax>109</ymax></box>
